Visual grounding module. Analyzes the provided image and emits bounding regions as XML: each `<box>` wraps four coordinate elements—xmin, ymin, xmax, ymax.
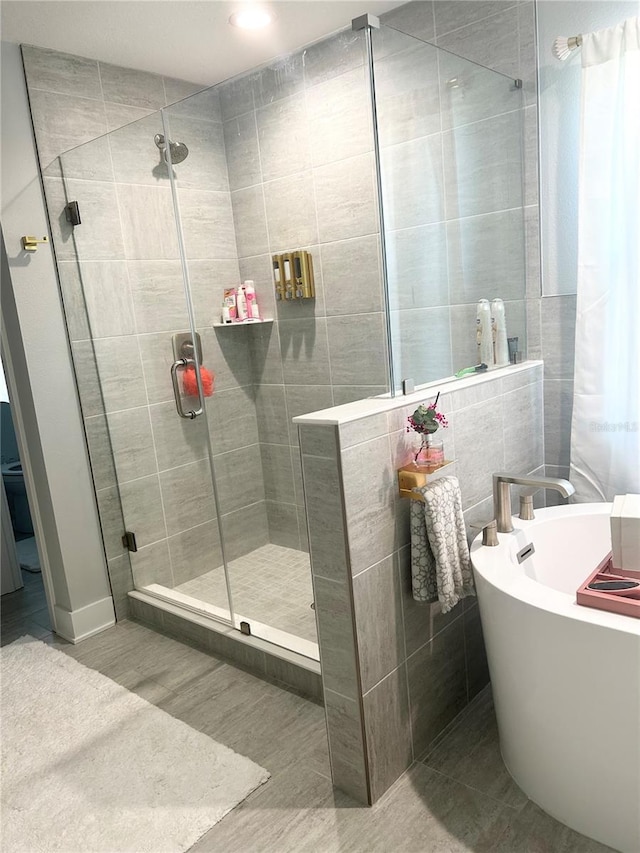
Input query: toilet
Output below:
<box><xmin>1</xmin><ymin>402</ymin><xmax>33</xmax><ymax>536</ymax></box>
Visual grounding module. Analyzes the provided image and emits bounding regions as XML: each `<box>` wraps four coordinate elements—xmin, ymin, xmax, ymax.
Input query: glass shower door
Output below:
<box><xmin>47</xmin><ymin>110</ymin><xmax>235</xmax><ymax>624</ymax></box>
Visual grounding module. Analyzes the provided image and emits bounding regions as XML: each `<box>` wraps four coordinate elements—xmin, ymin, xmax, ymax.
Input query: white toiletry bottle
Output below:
<box><xmin>236</xmin><ymin>283</ymin><xmax>248</xmax><ymax>321</ymax></box>
<box><xmin>244</xmin><ymin>280</ymin><xmax>261</xmax><ymax>320</ymax></box>
<box><xmin>492</xmin><ymin>298</ymin><xmax>509</xmax><ymax>366</ymax></box>
<box><xmin>477</xmin><ymin>299</ymin><xmax>494</xmax><ymax>367</ymax></box>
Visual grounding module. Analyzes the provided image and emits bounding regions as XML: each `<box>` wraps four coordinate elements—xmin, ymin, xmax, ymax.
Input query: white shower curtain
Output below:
<box><xmin>570</xmin><ymin>16</ymin><xmax>640</xmax><ymax>501</ymax></box>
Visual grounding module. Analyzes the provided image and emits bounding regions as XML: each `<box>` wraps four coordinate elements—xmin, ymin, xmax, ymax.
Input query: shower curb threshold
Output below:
<box><xmin>128</xmin><ymin>590</ymin><xmax>323</xmax><ymax>703</ymax></box>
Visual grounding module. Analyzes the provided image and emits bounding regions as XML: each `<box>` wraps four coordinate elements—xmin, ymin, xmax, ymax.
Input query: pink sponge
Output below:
<box><xmin>182</xmin><ymin>365</ymin><xmax>215</xmax><ymax>397</ymax></box>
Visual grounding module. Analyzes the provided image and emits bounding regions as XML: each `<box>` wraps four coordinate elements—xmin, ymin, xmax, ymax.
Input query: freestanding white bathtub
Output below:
<box><xmin>471</xmin><ymin>504</ymin><xmax>640</xmax><ymax>853</ymax></box>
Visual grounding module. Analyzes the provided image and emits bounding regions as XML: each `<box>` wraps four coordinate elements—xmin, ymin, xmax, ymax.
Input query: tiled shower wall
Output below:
<box><xmin>22</xmin><ymin>45</ymin><xmax>268</xmax><ymax>618</ymax></box>
<box><xmin>220</xmin><ymin>30</ymin><xmax>387</xmax><ymax>550</ymax></box>
<box><xmin>300</xmin><ymin>363</ymin><xmax>544</xmax><ymax>804</ymax></box>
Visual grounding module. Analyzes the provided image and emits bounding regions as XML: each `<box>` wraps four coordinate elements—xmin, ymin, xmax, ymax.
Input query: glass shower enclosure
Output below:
<box><xmin>41</xmin><ymin>19</ymin><xmax>526</xmax><ymax>662</ymax></box>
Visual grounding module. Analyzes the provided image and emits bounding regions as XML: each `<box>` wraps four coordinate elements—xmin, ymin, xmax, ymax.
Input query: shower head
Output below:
<box><xmin>154</xmin><ymin>133</ymin><xmax>189</xmax><ymax>164</ymax></box>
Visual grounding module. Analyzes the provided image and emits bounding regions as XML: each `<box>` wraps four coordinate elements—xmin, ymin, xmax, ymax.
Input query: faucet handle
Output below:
<box><xmin>519</xmin><ymin>493</ymin><xmax>535</xmax><ymax>521</ymax></box>
<box><xmin>470</xmin><ymin>518</ymin><xmax>499</xmax><ymax>546</ymax></box>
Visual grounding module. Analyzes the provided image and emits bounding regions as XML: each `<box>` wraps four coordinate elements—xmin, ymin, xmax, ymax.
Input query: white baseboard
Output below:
<box><xmin>54</xmin><ymin>596</ymin><xmax>115</xmax><ymax>644</ymax></box>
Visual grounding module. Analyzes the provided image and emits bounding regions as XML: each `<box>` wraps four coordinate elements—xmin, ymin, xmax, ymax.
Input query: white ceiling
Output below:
<box><xmin>1</xmin><ymin>1</ymin><xmax>403</xmax><ymax>86</ymax></box>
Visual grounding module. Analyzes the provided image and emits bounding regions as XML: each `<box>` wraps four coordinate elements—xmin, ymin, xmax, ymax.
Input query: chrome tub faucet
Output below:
<box><xmin>493</xmin><ymin>473</ymin><xmax>575</xmax><ymax>533</ymax></box>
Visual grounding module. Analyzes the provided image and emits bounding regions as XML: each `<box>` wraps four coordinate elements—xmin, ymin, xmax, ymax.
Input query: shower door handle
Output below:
<box><xmin>170</xmin><ymin>358</ymin><xmax>203</xmax><ymax>420</ymax></box>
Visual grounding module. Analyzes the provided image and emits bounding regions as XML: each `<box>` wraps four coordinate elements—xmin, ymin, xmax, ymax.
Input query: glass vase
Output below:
<box><xmin>414</xmin><ymin>434</ymin><xmax>445</xmax><ymax>469</ymax></box>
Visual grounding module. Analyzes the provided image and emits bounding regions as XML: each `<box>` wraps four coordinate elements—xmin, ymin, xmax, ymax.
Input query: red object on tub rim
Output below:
<box><xmin>577</xmin><ymin>552</ymin><xmax>640</xmax><ymax>619</ymax></box>
<box><xmin>182</xmin><ymin>364</ymin><xmax>214</xmax><ymax>397</ymax></box>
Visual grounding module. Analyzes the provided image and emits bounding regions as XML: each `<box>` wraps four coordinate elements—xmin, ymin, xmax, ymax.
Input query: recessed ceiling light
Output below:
<box><xmin>229</xmin><ymin>7</ymin><xmax>276</xmax><ymax>30</ymax></box>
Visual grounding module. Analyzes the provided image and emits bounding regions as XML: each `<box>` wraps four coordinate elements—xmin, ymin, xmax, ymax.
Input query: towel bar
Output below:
<box><xmin>398</xmin><ymin>461</ymin><xmax>454</xmax><ymax>502</ymax></box>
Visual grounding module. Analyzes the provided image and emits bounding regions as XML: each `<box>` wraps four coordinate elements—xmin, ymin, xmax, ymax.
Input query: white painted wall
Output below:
<box><xmin>538</xmin><ymin>0</ymin><xmax>640</xmax><ymax>296</ymax></box>
<box><xmin>1</xmin><ymin>41</ymin><xmax>115</xmax><ymax>640</ymax></box>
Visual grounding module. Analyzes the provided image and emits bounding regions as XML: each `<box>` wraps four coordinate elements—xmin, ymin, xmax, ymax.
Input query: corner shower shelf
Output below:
<box><xmin>212</xmin><ymin>318</ymin><xmax>274</xmax><ymax>328</ymax></box>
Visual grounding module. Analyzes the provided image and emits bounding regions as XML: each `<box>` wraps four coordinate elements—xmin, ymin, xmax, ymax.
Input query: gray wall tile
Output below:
<box><xmin>129</xmin><ymin>539</ymin><xmax>173</xmax><ymax>588</ymax></box>
<box><xmin>218</xmin><ymin>72</ymin><xmax>255</xmax><ymax>121</ymax></box>
<box><xmin>230</xmin><ymin>185</ymin><xmax>269</xmax><ymax>258</ymax></box>
<box><xmin>163</xmin><ymin>78</ymin><xmax>221</xmax><ymax>120</ymax></box>
<box><xmin>328</xmin><ymin>314</ymin><xmax>388</xmax><ymax>387</ymax></box>
<box><xmin>265</xmin><ymin>500</ymin><xmax>300</xmax><ymax>550</ymax></box>
<box><xmin>117</xmin><ymin>184</ymin><xmax>178</xmax><ymax>260</ymax></box>
<box><xmin>314</xmin><ymin>576</ymin><xmax>358</xmax><ymax>698</ymax></box>
<box><xmin>299</xmin><ymin>424</ymin><xmax>338</xmax><ymax>459</ymax></box>
<box><xmin>138</xmin><ymin>333</ymin><xmax>180</xmax><ymax>404</ymax></box>
<box><xmin>253</xmin><ymin>53</ymin><xmax>305</xmax><ymax>109</ymax></box>
<box><xmin>380</xmin><ymin>2</ymin><xmax>436</xmax><ymax>43</ymax></box>
<box><xmin>98</xmin><ymin>61</ymin><xmax>166</xmax><ymax>110</ymax></box>
<box><xmin>105</xmin><ymin>102</ymin><xmax>155</xmax><ymax>133</ymax></box>
<box><xmin>381</xmin><ymin>135</ymin><xmax>444</xmax><ymax>231</ymax></box>
<box><xmin>221</xmin><ymin>501</ymin><xmax>269</xmax><ymax>561</ymax></box>
<box><xmin>256</xmin><ymin>95</ymin><xmax>310</xmax><ymax>181</ymax></box>
<box><xmin>48</xmin><ymin>178</ymin><xmax>125</xmax><ymax>262</ymax></box>
<box><xmin>249</xmin><ymin>322</ymin><xmax>284</xmax><ymax>385</ymax></box>
<box><xmin>213</xmin><ymin>445</ymin><xmax>265</xmax><ymax>514</ymax></box>
<box><xmin>503</xmin><ymin>381</ymin><xmax>543</xmax><ymax>474</ymax></box>
<box><xmin>169</xmin><ymin>520</ymin><xmax>223</xmax><ymax>586</ymax></box>
<box><xmin>96</xmin><ymin>486</ymin><xmax>126</xmax><ymax>560</ymax></box>
<box><xmin>75</xmin><ymin>260</ymin><xmax>137</xmax><ymax>339</ymax></box>
<box><xmin>119</xmin><ymin>474</ymin><xmax>167</xmax><ymax>548</ymax></box>
<box><xmin>224</xmin><ymin>113</ymin><xmax>261</xmax><ymax>191</ymax></box>
<box><xmin>397</xmin><ymin>545</ymin><xmax>463</xmax><ymax>658</ymax></box>
<box><xmin>321</xmin><ymin>235</ymin><xmax>382</xmax><ymax>316</ymax></box>
<box><xmin>149</xmin><ymin>400</ymin><xmax>210</xmax><ymax>472</ymax></box>
<box><xmin>302</xmin><ymin>30</ymin><xmax>365</xmax><ymax>87</ymax></box>
<box><xmin>436</xmin><ymin>5</ymin><xmax>520</xmax><ymax>79</ymax></box>
<box><xmin>107</xmin><ymin>111</ymin><xmax>167</xmax><ymax>185</ymax></box>
<box><xmin>301</xmin><ymin>453</ymin><xmax>348</xmax><ymax>581</ymax></box>
<box><xmin>254</xmin><ymin>384</ymin><xmax>288</xmax><ymax>444</ymax></box>
<box><xmin>178</xmin><ymin>189</ymin><xmax>237</xmax><ymax>260</ymax></box>
<box><xmin>23</xmin><ymin>45</ymin><xmax>102</xmax><ymax>99</ymax></box>
<box><xmin>314</xmin><ymin>153</ymin><xmax>377</xmax><ymax>244</ymax></box>
<box><xmin>341</xmin><ymin>434</ymin><xmax>396</xmax><ymax>575</ymax></box>
<box><xmin>386</xmin><ymin>223</ymin><xmax>448</xmax><ymax>311</ymax></box>
<box><xmin>72</xmin><ymin>336</ymin><xmax>146</xmax><ymax>416</ymax></box>
<box><xmin>260</xmin><ymin>443</ymin><xmax>295</xmax><ymax>502</ymax></box>
<box><xmin>104</xmin><ymin>407</ymin><xmax>158</xmax><ymax>485</ymax></box>
<box><xmin>464</xmin><ymin>603</ymin><xmax>490</xmax><ymax>700</ymax></box>
<box><xmin>279</xmin><ymin>318</ymin><xmax>331</xmax><ymax>385</ymax></box>
<box><xmin>443</xmin><ymin>111</ymin><xmax>523</xmax><ymax>220</ymax></box>
<box><xmin>285</xmin><ymin>385</ymin><xmax>334</xmax><ymax>447</ymax></box>
<box><xmin>438</xmin><ymin>49</ymin><xmax>520</xmax><ymax>132</ymax></box>
<box><xmin>324</xmin><ymin>689</ymin><xmax>368</xmax><ymax>803</ymax></box>
<box><xmin>544</xmin><ymin>379</ymin><xmax>574</xmax><ymax>469</ymax></box>
<box><xmin>127</xmin><ymin>260</ymin><xmax>188</xmax><ymax>333</ymax></box>
<box><xmin>374</xmin><ymin>42</ymin><xmax>441</xmax><ymax>147</ymax></box>
<box><xmin>306</xmin><ymin>66</ymin><xmax>372</xmax><ymax>167</ymax></box>
<box><xmin>160</xmin><ymin>459</ymin><xmax>217</xmax><ymax>537</ymax></box>
<box><xmin>447</xmin><ymin>210</ymin><xmax>526</xmax><ymax>305</ymax></box>
<box><xmin>363</xmin><ymin>664</ymin><xmax>413</xmax><ymax>802</ymax></box>
<box><xmin>453</xmin><ymin>400</ymin><xmax>505</xmax><ymax>509</ymax></box>
<box><xmin>169</xmin><ymin>116</ymin><xmax>229</xmax><ymax>193</ymax></box>
<box><xmin>541</xmin><ymin>295</ymin><xmax>577</xmax><ymax>381</ymax></box>
<box><xmin>407</xmin><ymin>613</ymin><xmax>467</xmax><ymax>758</ymax></box>
<box><xmin>185</xmin><ymin>258</ymin><xmax>241</xmax><ymax>328</ymax></box>
<box><xmin>29</xmin><ymin>89</ymin><xmax>110</xmax><ymax>177</ymax></box>
<box><xmin>263</xmin><ymin>171</ymin><xmax>318</xmax><ymax>251</ymax></box>
<box><xmin>339</xmin><ymin>413</ymin><xmax>389</xmax><ymax>451</ymax></box>
<box><xmin>203</xmin><ymin>326</ymin><xmax>255</xmax><ymax>391</ymax></box>
<box><xmin>206</xmin><ymin>385</ymin><xmax>259</xmax><ymax>454</ymax></box>
<box><xmin>353</xmin><ymin>555</ymin><xmax>404</xmax><ymax>693</ymax></box>
<box><xmin>107</xmin><ymin>554</ymin><xmax>133</xmax><ymax>619</ymax></box>
<box><xmin>392</xmin><ymin>306</ymin><xmax>452</xmax><ymax>387</ymax></box>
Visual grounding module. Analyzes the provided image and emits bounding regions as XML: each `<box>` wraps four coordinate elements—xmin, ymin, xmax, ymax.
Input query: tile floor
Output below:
<box><xmin>1</xmin><ymin>578</ymin><xmax>615</xmax><ymax>853</ymax></box>
<box><xmin>175</xmin><ymin>543</ymin><xmax>317</xmax><ymax>644</ymax></box>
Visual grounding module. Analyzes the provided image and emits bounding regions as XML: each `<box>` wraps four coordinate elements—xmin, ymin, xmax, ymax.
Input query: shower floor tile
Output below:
<box><xmin>174</xmin><ymin>543</ymin><xmax>317</xmax><ymax>644</ymax></box>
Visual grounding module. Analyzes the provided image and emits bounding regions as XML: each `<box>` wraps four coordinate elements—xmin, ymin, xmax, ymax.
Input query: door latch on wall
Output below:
<box><xmin>65</xmin><ymin>201</ymin><xmax>81</xmax><ymax>226</ymax></box>
<box><xmin>122</xmin><ymin>531</ymin><xmax>138</xmax><ymax>553</ymax></box>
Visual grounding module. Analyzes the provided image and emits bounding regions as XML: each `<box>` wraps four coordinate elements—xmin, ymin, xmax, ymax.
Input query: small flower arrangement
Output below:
<box><xmin>406</xmin><ymin>393</ymin><xmax>448</xmax><ymax>437</ymax></box>
<box><xmin>406</xmin><ymin>393</ymin><xmax>448</xmax><ymax>465</ymax></box>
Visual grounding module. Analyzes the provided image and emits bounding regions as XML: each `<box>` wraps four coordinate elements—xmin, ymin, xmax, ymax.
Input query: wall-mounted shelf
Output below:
<box><xmin>398</xmin><ymin>460</ymin><xmax>455</xmax><ymax>502</ymax></box>
<box><xmin>212</xmin><ymin>318</ymin><xmax>274</xmax><ymax>328</ymax></box>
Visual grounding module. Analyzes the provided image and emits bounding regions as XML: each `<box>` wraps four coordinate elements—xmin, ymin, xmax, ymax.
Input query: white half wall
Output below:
<box><xmin>0</xmin><ymin>40</ymin><xmax>114</xmax><ymax>639</ymax></box>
